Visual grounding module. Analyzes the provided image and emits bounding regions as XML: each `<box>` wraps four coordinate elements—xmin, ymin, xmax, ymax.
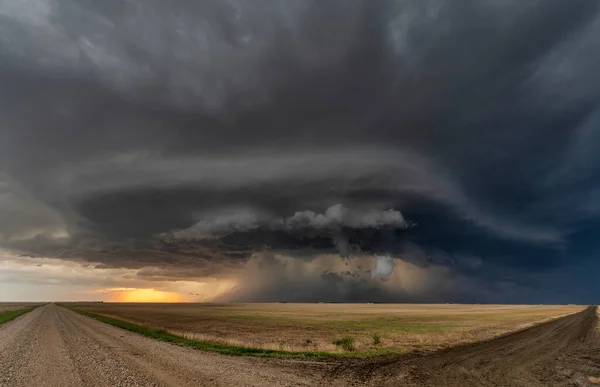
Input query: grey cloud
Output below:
<box><xmin>0</xmin><ymin>173</ymin><xmax>68</xmax><ymax>242</ymax></box>
<box><xmin>180</xmin><ymin>204</ymin><xmax>407</xmax><ymax>236</ymax></box>
<box><xmin>184</xmin><ymin>209</ymin><xmax>263</xmax><ymax>234</ymax></box>
<box><xmin>2</xmin><ymin>0</ymin><xmax>600</xmax><ymax>302</ymax></box>
<box><xmin>371</xmin><ymin>255</ymin><xmax>396</xmax><ymax>281</ymax></box>
<box><xmin>286</xmin><ymin>204</ymin><xmax>407</xmax><ymax>230</ymax></box>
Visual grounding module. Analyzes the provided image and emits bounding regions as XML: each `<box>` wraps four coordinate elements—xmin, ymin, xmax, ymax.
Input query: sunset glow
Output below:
<box><xmin>107</xmin><ymin>288</ymin><xmax>185</xmax><ymax>303</ymax></box>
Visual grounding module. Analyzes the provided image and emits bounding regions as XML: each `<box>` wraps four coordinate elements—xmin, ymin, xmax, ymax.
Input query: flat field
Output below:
<box><xmin>65</xmin><ymin>303</ymin><xmax>584</xmax><ymax>354</ymax></box>
<box><xmin>0</xmin><ymin>303</ymin><xmax>41</xmax><ymax>326</ymax></box>
<box><xmin>0</xmin><ymin>303</ymin><xmax>42</xmax><ymax>313</ymax></box>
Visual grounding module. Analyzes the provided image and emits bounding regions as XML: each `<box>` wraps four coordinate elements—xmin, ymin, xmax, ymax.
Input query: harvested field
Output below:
<box><xmin>330</xmin><ymin>306</ymin><xmax>600</xmax><ymax>386</ymax></box>
<box><xmin>0</xmin><ymin>304</ymin><xmax>40</xmax><ymax>327</ymax></box>
<box><xmin>65</xmin><ymin>303</ymin><xmax>584</xmax><ymax>354</ymax></box>
<box><xmin>0</xmin><ymin>303</ymin><xmax>43</xmax><ymax>313</ymax></box>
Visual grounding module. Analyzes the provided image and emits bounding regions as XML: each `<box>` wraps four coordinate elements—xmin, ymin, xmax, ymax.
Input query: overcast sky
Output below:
<box><xmin>2</xmin><ymin>0</ymin><xmax>600</xmax><ymax>303</ymax></box>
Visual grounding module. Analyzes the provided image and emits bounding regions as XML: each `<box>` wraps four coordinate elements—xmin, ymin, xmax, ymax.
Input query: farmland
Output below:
<box><xmin>0</xmin><ymin>303</ymin><xmax>41</xmax><ymax>326</ymax></box>
<box><xmin>1</xmin><ymin>304</ymin><xmax>598</xmax><ymax>386</ymax></box>
<box><xmin>0</xmin><ymin>303</ymin><xmax>43</xmax><ymax>313</ymax></box>
<box><xmin>64</xmin><ymin>303</ymin><xmax>584</xmax><ymax>355</ymax></box>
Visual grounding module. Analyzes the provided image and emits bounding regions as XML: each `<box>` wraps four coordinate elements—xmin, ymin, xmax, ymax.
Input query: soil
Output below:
<box><xmin>329</xmin><ymin>306</ymin><xmax>600</xmax><ymax>386</ymax></box>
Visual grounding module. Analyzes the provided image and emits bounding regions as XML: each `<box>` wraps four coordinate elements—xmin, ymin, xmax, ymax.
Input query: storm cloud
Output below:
<box><xmin>2</xmin><ymin>0</ymin><xmax>600</xmax><ymax>302</ymax></box>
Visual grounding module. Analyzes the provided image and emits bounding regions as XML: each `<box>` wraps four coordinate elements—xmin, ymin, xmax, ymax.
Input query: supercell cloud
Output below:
<box><xmin>2</xmin><ymin>0</ymin><xmax>600</xmax><ymax>302</ymax></box>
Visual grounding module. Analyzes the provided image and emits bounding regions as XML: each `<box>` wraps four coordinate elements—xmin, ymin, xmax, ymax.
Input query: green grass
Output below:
<box><xmin>61</xmin><ymin>306</ymin><xmax>390</xmax><ymax>358</ymax></box>
<box><xmin>0</xmin><ymin>307</ymin><xmax>37</xmax><ymax>326</ymax></box>
<box><xmin>332</xmin><ymin>336</ymin><xmax>356</xmax><ymax>351</ymax></box>
<box><xmin>372</xmin><ymin>333</ymin><xmax>382</xmax><ymax>345</ymax></box>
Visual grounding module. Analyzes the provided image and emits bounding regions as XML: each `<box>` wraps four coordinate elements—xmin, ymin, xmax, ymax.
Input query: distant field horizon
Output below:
<box><xmin>63</xmin><ymin>302</ymin><xmax>585</xmax><ymax>356</ymax></box>
<box><xmin>1</xmin><ymin>301</ymin><xmax>591</xmax><ymax>307</ymax></box>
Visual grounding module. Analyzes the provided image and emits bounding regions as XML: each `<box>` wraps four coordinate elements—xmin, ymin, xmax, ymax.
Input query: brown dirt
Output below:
<box><xmin>329</xmin><ymin>306</ymin><xmax>600</xmax><ymax>386</ymax></box>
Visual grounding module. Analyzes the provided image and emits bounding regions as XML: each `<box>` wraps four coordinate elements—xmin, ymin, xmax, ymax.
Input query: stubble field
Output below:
<box><xmin>0</xmin><ymin>303</ymin><xmax>42</xmax><ymax>313</ymax></box>
<box><xmin>65</xmin><ymin>302</ymin><xmax>584</xmax><ymax>355</ymax></box>
<box><xmin>0</xmin><ymin>303</ymin><xmax>43</xmax><ymax>326</ymax></box>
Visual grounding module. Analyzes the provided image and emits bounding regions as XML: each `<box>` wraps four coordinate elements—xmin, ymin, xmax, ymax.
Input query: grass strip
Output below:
<box><xmin>61</xmin><ymin>306</ymin><xmax>374</xmax><ymax>358</ymax></box>
<box><xmin>0</xmin><ymin>307</ymin><xmax>37</xmax><ymax>326</ymax></box>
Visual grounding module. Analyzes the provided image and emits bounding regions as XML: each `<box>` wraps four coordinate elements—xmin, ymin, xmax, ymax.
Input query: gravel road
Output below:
<box><xmin>0</xmin><ymin>304</ymin><xmax>330</xmax><ymax>387</ymax></box>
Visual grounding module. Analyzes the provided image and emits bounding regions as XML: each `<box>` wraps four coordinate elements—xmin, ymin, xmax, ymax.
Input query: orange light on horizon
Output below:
<box><xmin>107</xmin><ymin>288</ymin><xmax>185</xmax><ymax>303</ymax></box>
<box><xmin>86</xmin><ymin>278</ymin><xmax>239</xmax><ymax>303</ymax></box>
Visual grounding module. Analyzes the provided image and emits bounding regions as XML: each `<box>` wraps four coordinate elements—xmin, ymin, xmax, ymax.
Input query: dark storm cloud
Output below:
<box><xmin>2</xmin><ymin>0</ymin><xmax>600</xmax><ymax>302</ymax></box>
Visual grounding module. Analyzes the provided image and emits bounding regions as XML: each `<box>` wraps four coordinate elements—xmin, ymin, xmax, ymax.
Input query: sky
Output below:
<box><xmin>2</xmin><ymin>0</ymin><xmax>600</xmax><ymax>303</ymax></box>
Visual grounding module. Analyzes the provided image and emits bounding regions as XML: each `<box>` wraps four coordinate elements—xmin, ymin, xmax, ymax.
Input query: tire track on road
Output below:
<box><xmin>0</xmin><ymin>306</ymin><xmax>81</xmax><ymax>387</ymax></box>
<box><xmin>0</xmin><ymin>304</ymin><xmax>328</xmax><ymax>387</ymax></box>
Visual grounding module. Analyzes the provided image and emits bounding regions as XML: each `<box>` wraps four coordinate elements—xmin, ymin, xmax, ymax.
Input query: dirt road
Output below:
<box><xmin>1</xmin><ymin>304</ymin><xmax>599</xmax><ymax>386</ymax></box>
<box><xmin>332</xmin><ymin>306</ymin><xmax>600</xmax><ymax>386</ymax></box>
<box><xmin>0</xmin><ymin>304</ymin><xmax>329</xmax><ymax>387</ymax></box>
